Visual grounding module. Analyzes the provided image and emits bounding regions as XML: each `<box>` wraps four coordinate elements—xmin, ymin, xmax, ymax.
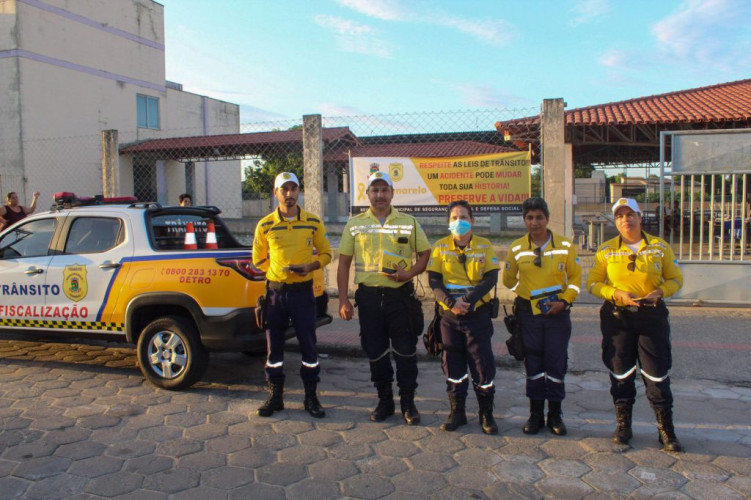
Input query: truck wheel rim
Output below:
<box><xmin>147</xmin><ymin>331</ymin><xmax>188</xmax><ymax>379</ymax></box>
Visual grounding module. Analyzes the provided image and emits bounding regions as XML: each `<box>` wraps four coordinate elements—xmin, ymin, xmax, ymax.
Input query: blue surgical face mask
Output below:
<box><xmin>449</xmin><ymin>219</ymin><xmax>472</xmax><ymax>237</ymax></box>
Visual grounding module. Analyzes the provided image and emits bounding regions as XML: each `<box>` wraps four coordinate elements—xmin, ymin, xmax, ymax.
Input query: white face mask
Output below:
<box><xmin>449</xmin><ymin>219</ymin><xmax>471</xmax><ymax>237</ymax></box>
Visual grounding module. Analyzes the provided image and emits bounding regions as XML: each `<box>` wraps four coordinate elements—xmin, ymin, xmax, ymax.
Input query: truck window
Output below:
<box><xmin>149</xmin><ymin>213</ymin><xmax>240</xmax><ymax>250</ymax></box>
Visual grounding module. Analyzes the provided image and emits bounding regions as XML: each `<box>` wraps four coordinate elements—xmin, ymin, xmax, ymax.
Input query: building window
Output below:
<box><xmin>137</xmin><ymin>94</ymin><xmax>160</xmax><ymax>129</ymax></box>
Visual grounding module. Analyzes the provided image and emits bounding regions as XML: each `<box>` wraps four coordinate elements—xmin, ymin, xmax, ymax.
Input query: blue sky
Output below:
<box><xmin>159</xmin><ymin>0</ymin><xmax>751</xmax><ymax>123</ymax></box>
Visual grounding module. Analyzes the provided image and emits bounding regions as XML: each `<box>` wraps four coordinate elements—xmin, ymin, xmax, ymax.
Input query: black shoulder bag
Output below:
<box><xmin>503</xmin><ymin>304</ymin><xmax>524</xmax><ymax>361</ymax></box>
<box><xmin>423</xmin><ymin>302</ymin><xmax>443</xmax><ymax>356</ymax></box>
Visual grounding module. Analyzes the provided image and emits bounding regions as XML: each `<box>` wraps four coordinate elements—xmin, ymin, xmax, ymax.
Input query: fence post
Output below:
<box><xmin>541</xmin><ymin>99</ymin><xmax>573</xmax><ymax>236</ymax></box>
<box><xmin>101</xmin><ymin>129</ymin><xmax>119</xmax><ymax>197</ymax></box>
<box><xmin>303</xmin><ymin>114</ymin><xmax>324</xmax><ymax>217</ymax></box>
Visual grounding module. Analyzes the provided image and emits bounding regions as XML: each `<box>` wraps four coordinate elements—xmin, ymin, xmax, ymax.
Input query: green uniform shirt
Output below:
<box><xmin>252</xmin><ymin>206</ymin><xmax>332</xmax><ymax>283</ymax></box>
<box><xmin>339</xmin><ymin>207</ymin><xmax>430</xmax><ymax>288</ymax></box>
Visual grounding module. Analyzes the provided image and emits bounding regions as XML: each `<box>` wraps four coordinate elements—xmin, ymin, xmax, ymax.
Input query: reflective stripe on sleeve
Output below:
<box><xmin>568</xmin><ymin>284</ymin><xmax>581</xmax><ymax>293</ymax></box>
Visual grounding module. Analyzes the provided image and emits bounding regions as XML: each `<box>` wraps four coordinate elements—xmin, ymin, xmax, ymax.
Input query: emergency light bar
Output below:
<box><xmin>53</xmin><ymin>192</ymin><xmax>138</xmax><ymax>208</ymax></box>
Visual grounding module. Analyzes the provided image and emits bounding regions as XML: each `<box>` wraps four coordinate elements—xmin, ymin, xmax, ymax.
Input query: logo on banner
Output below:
<box><xmin>369</xmin><ymin>162</ymin><xmax>380</xmax><ymax>174</ymax></box>
<box><xmin>389</xmin><ymin>163</ymin><xmax>404</xmax><ymax>182</ymax></box>
<box><xmin>63</xmin><ymin>264</ymin><xmax>88</xmax><ymax>302</ymax></box>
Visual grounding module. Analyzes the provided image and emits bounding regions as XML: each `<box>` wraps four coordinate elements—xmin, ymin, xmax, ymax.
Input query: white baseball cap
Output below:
<box><xmin>274</xmin><ymin>172</ymin><xmax>300</xmax><ymax>190</ymax></box>
<box><xmin>367</xmin><ymin>171</ymin><xmax>393</xmax><ymax>188</ymax></box>
<box><xmin>612</xmin><ymin>197</ymin><xmax>642</xmax><ymax>215</ymax></box>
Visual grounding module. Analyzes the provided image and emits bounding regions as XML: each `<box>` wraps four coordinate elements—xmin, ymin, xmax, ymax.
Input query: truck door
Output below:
<box><xmin>0</xmin><ymin>218</ymin><xmax>58</xmax><ymax>328</ymax></box>
<box><xmin>45</xmin><ymin>216</ymin><xmax>133</xmax><ymax>332</ymax></box>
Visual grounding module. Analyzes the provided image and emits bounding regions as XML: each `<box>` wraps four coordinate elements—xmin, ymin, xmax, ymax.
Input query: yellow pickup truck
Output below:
<box><xmin>0</xmin><ymin>194</ymin><xmax>330</xmax><ymax>389</ymax></box>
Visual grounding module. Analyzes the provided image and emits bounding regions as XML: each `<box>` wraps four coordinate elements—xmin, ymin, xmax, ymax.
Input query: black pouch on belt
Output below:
<box><xmin>254</xmin><ymin>295</ymin><xmax>267</xmax><ymax>330</ymax></box>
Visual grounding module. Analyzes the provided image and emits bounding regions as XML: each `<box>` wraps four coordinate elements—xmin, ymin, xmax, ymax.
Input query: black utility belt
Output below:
<box><xmin>440</xmin><ymin>303</ymin><xmax>489</xmax><ymax>318</ymax></box>
<box><xmin>605</xmin><ymin>299</ymin><xmax>664</xmax><ymax>314</ymax></box>
<box><xmin>358</xmin><ymin>282</ymin><xmax>414</xmax><ymax>295</ymax></box>
<box><xmin>267</xmin><ymin>280</ymin><xmax>313</xmax><ymax>291</ymax></box>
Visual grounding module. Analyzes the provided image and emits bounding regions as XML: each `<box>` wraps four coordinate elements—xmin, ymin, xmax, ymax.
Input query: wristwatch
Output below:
<box><xmin>560</xmin><ymin>299</ymin><xmax>571</xmax><ymax>311</ymax></box>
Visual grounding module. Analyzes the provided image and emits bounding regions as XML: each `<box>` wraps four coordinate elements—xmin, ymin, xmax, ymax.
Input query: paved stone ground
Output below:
<box><xmin>1</xmin><ymin>337</ymin><xmax>750</xmax><ymax>499</ymax></box>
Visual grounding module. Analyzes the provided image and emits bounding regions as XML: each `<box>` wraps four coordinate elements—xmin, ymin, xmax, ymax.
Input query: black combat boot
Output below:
<box><xmin>612</xmin><ymin>404</ymin><xmax>633</xmax><ymax>445</ymax></box>
<box><xmin>257</xmin><ymin>381</ymin><xmax>284</xmax><ymax>417</ymax></box>
<box><xmin>370</xmin><ymin>385</ymin><xmax>395</xmax><ymax>422</ymax></box>
<box><xmin>303</xmin><ymin>380</ymin><xmax>326</xmax><ymax>418</ymax></box>
<box><xmin>476</xmin><ymin>392</ymin><xmax>498</xmax><ymax>435</ymax></box>
<box><xmin>546</xmin><ymin>400</ymin><xmax>567</xmax><ymax>436</ymax></box>
<box><xmin>522</xmin><ymin>399</ymin><xmax>545</xmax><ymax>434</ymax></box>
<box><xmin>654</xmin><ymin>407</ymin><xmax>683</xmax><ymax>452</ymax></box>
<box><xmin>440</xmin><ymin>394</ymin><xmax>467</xmax><ymax>432</ymax></box>
<box><xmin>399</xmin><ymin>389</ymin><xmax>420</xmax><ymax>425</ymax></box>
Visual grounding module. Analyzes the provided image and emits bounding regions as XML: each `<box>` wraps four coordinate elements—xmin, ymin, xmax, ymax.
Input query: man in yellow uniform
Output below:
<box><xmin>587</xmin><ymin>198</ymin><xmax>684</xmax><ymax>451</ymax></box>
<box><xmin>253</xmin><ymin>172</ymin><xmax>332</xmax><ymax>418</ymax></box>
<box><xmin>338</xmin><ymin>171</ymin><xmax>430</xmax><ymax>425</ymax></box>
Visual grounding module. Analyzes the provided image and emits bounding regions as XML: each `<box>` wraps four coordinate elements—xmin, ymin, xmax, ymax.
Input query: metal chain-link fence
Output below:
<box><xmin>1</xmin><ymin>107</ymin><xmax>540</xmax><ymax>235</ymax></box>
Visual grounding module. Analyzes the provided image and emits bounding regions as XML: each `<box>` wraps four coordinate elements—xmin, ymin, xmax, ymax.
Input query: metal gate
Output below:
<box><xmin>659</xmin><ymin>129</ymin><xmax>751</xmax><ymax>304</ymax></box>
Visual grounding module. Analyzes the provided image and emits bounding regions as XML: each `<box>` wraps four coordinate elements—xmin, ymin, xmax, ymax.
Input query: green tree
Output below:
<box><xmin>574</xmin><ymin>164</ymin><xmax>595</xmax><ymax>178</ymax></box>
<box><xmin>242</xmin><ymin>152</ymin><xmax>303</xmax><ymax>199</ymax></box>
<box><xmin>530</xmin><ymin>165</ymin><xmax>541</xmax><ymax>197</ymax></box>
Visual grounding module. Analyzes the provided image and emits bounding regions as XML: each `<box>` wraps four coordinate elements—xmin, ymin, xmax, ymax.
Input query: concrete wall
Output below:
<box><xmin>0</xmin><ymin>0</ymin><xmax>240</xmax><ymax>213</ymax></box>
<box><xmin>0</xmin><ymin>2</ymin><xmax>25</xmax><ymax>200</ymax></box>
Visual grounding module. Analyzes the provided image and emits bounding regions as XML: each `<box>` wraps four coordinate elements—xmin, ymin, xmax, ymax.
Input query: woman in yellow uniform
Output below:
<box><xmin>428</xmin><ymin>200</ymin><xmax>500</xmax><ymax>434</ymax></box>
<box><xmin>587</xmin><ymin>198</ymin><xmax>683</xmax><ymax>451</ymax></box>
<box><xmin>503</xmin><ymin>197</ymin><xmax>581</xmax><ymax>436</ymax></box>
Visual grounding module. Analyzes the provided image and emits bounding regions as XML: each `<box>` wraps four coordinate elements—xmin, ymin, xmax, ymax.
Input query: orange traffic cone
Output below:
<box><xmin>205</xmin><ymin>222</ymin><xmax>218</xmax><ymax>249</ymax></box>
<box><xmin>184</xmin><ymin>222</ymin><xmax>198</xmax><ymax>250</ymax></box>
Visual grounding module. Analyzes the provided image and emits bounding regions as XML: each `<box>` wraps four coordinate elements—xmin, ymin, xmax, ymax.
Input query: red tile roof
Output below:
<box><xmin>349</xmin><ymin>141</ymin><xmax>514</xmax><ymax>158</ymax></box>
<box><xmin>496</xmin><ymin>78</ymin><xmax>751</xmax><ymax>129</ymax></box>
<box><xmin>120</xmin><ymin>127</ymin><xmax>358</xmax><ymax>154</ymax></box>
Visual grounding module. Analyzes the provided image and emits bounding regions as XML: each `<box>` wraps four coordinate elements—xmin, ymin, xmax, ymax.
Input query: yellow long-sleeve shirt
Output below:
<box><xmin>503</xmin><ymin>231</ymin><xmax>581</xmax><ymax>304</ymax></box>
<box><xmin>427</xmin><ymin>234</ymin><xmax>500</xmax><ymax>311</ymax></box>
<box><xmin>587</xmin><ymin>232</ymin><xmax>682</xmax><ymax>305</ymax></box>
<box><xmin>252</xmin><ymin>206</ymin><xmax>332</xmax><ymax>283</ymax></box>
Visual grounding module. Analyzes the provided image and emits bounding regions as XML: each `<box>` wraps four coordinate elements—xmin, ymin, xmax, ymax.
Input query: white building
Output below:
<box><xmin>0</xmin><ymin>0</ymin><xmax>241</xmax><ymax>216</ymax></box>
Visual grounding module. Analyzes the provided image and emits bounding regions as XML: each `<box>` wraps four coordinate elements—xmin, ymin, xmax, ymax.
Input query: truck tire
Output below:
<box><xmin>137</xmin><ymin>315</ymin><xmax>208</xmax><ymax>390</ymax></box>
